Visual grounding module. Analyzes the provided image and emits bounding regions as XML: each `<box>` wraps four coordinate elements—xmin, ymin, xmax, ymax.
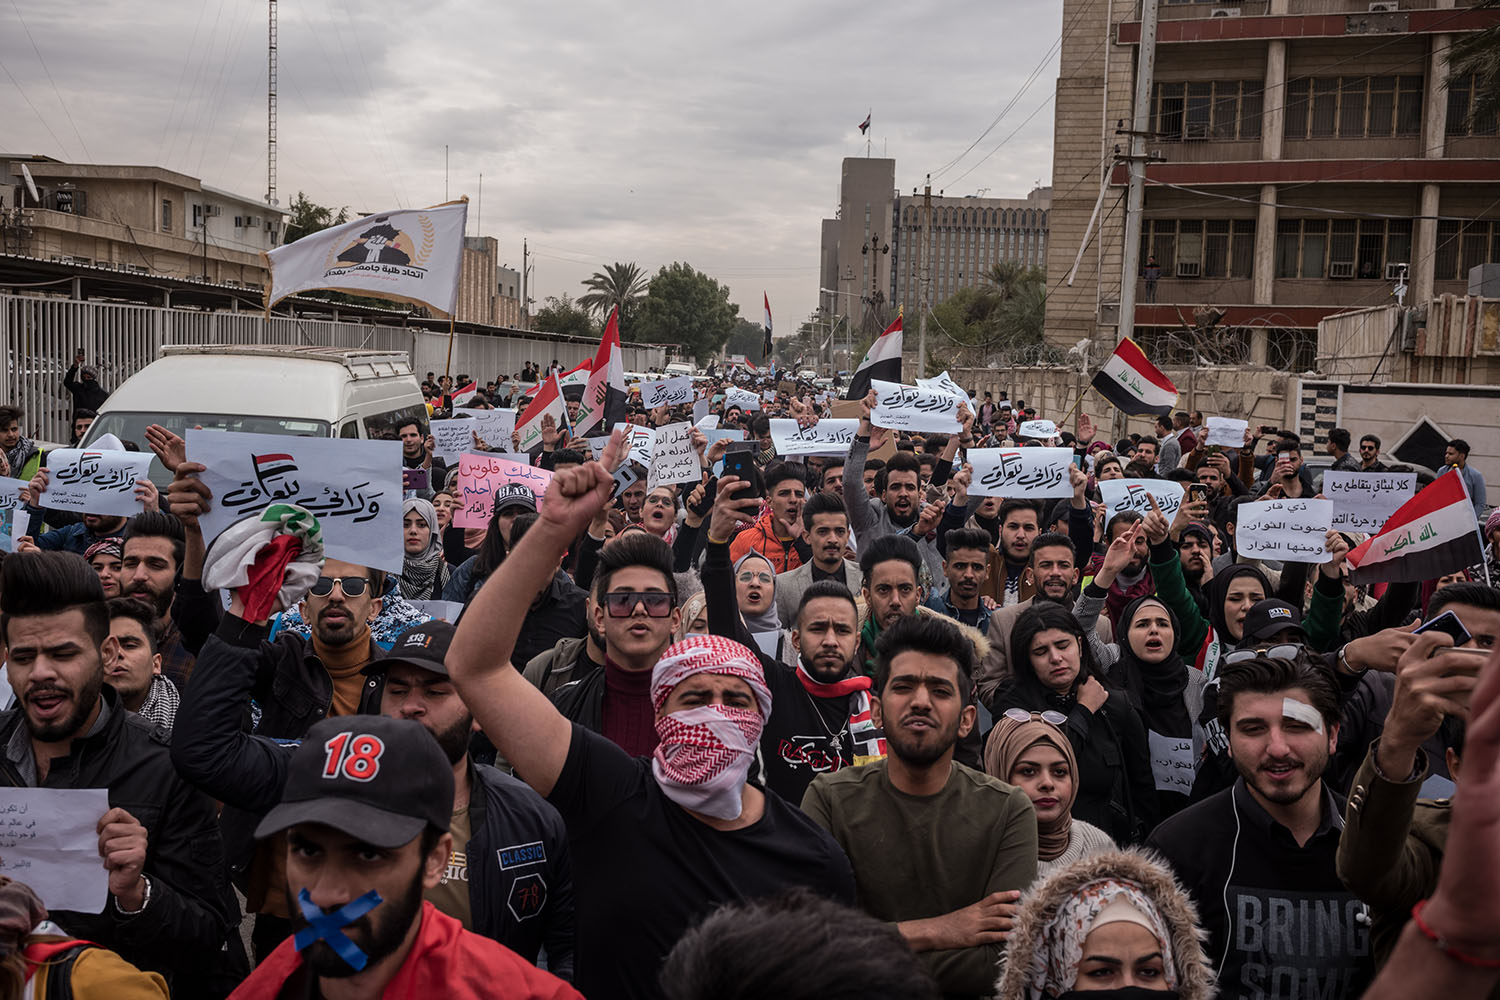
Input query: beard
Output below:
<box><xmin>428</xmin><ymin>712</ymin><xmax>473</xmax><ymax>766</ymax></box>
<box><xmin>26</xmin><ymin>667</ymin><xmax>104</xmax><ymax>743</ymax></box>
<box><xmin>884</xmin><ymin>711</ymin><xmax>961</xmax><ymax>767</ymax></box>
<box><xmin>799</xmin><ymin>649</ymin><xmax>853</xmax><ymax>684</ymax></box>
<box><xmin>1236</xmin><ymin>746</ymin><xmax>1328</xmax><ymax>806</ymax></box>
<box><xmin>290</xmin><ymin>863</ymin><xmax>425</xmax><ymax>979</ymax></box>
<box><xmin>125</xmin><ymin>579</ymin><xmax>173</xmax><ymax>619</ymax></box>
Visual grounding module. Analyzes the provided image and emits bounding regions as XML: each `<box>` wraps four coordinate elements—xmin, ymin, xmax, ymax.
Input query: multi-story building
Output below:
<box><xmin>1</xmin><ymin>155</ymin><xmax>285</xmax><ymax>288</ymax></box>
<box><xmin>1044</xmin><ymin>0</ymin><xmax>1500</xmax><ymax>372</ymax></box>
<box><xmin>818</xmin><ymin>157</ymin><xmax>1051</xmax><ymax>338</ymax></box>
<box><xmin>497</xmin><ymin>265</ymin><xmax>522</xmax><ymax>328</ymax></box>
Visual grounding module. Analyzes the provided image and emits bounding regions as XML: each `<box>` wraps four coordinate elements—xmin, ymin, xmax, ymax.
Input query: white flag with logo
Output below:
<box><xmin>264</xmin><ymin>200</ymin><xmax>468</xmax><ymax>316</ymax></box>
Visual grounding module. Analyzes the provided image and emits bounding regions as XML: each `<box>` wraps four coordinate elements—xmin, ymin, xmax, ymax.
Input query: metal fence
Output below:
<box><xmin>0</xmin><ymin>293</ymin><xmax>664</xmax><ymax>443</ymax></box>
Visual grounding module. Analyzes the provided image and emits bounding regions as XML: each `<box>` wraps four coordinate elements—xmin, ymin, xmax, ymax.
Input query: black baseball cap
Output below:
<box><xmin>254</xmin><ymin>716</ymin><xmax>454</xmax><ymax>848</ymax></box>
<box><xmin>365</xmin><ymin>620</ymin><xmax>454</xmax><ymax>678</ymax></box>
<box><xmin>1243</xmin><ymin>599</ymin><xmax>1306</xmax><ymax>642</ymax></box>
<box><xmin>493</xmin><ymin>483</ymin><xmax>537</xmax><ymax>514</ymax></box>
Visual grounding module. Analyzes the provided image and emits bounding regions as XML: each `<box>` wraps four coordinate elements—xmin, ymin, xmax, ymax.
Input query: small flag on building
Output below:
<box><xmin>263</xmin><ymin>199</ymin><xmax>468</xmax><ymax>316</ymax></box>
<box><xmin>575</xmin><ymin>309</ymin><xmax>629</xmax><ymax>438</ymax></box>
<box><xmin>844</xmin><ymin>316</ymin><xmax>902</xmax><ymax>401</ymax></box>
<box><xmin>1090</xmin><ymin>338</ymin><xmax>1178</xmax><ymax>416</ymax></box>
<box><xmin>1347</xmin><ymin>470</ymin><xmax>1486</xmax><ymax>584</ymax></box>
<box><xmin>763</xmin><ymin>293</ymin><xmax>773</xmax><ymax>360</ymax></box>
<box><xmin>858</xmin><ymin>114</ymin><xmax>871</xmax><ymax>135</ymax></box>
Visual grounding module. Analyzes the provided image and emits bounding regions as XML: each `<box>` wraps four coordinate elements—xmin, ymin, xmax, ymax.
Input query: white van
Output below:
<box><xmin>81</xmin><ymin>345</ymin><xmax>427</xmax><ymax>481</ymax></box>
<box><xmin>663</xmin><ymin>362</ymin><xmax>695</xmax><ymax>378</ymax></box>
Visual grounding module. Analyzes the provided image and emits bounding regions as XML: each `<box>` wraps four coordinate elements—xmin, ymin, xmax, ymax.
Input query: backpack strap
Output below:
<box><xmin>23</xmin><ymin>939</ymin><xmax>96</xmax><ymax>1000</ymax></box>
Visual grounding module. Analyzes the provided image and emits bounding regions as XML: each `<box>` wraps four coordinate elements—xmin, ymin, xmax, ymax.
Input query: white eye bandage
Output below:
<box><xmin>1282</xmin><ymin>697</ymin><xmax>1325</xmax><ymax>734</ymax></box>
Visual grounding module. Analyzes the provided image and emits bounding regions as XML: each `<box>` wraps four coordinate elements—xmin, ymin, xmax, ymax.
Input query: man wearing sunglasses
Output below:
<box><xmin>446</xmin><ymin>430</ymin><xmax>855</xmax><ymax>1000</ymax></box>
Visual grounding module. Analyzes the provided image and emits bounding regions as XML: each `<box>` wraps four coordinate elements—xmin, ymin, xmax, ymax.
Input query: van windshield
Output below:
<box><xmin>80</xmin><ymin>412</ymin><xmax>332</xmax><ymax>484</ymax></box>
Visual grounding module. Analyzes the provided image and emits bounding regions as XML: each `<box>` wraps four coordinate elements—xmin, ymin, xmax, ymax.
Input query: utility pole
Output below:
<box><xmin>266</xmin><ymin>0</ymin><xmax>277</xmax><ymax>206</ymax></box>
<box><xmin>521</xmin><ymin>238</ymin><xmax>529</xmax><ymax>330</ymax></box>
<box><xmin>445</xmin><ymin>146</ymin><xmax>449</xmax><ymax>201</ymax></box>
<box><xmin>918</xmin><ymin>175</ymin><xmax>932</xmax><ymax>377</ymax></box>
<box><xmin>1116</xmin><ymin>0</ymin><xmax>1160</xmax><ymax>347</ymax></box>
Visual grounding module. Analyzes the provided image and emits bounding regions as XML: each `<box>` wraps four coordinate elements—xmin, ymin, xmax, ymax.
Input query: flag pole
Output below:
<box><xmin>1058</xmin><ymin>387</ymin><xmax>1088</xmax><ymax>430</ymax></box>
<box><xmin>443</xmin><ymin>315</ymin><xmax>456</xmax><ymax>382</ymax></box>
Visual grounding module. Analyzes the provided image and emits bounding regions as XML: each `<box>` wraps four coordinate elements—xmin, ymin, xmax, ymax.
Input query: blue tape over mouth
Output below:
<box><xmin>293</xmin><ymin>888</ymin><xmax>383</xmax><ymax>971</ymax></box>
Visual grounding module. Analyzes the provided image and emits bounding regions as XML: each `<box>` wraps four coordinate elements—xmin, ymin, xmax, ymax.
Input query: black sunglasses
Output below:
<box><xmin>604</xmin><ymin>591</ymin><xmax>673</xmax><ymax>618</ymax></box>
<box><xmin>310</xmin><ymin>576</ymin><xmax>371</xmax><ymax>598</ymax></box>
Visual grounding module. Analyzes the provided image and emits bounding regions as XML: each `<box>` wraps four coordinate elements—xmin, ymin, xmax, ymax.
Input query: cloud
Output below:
<box><xmin>3</xmin><ymin>0</ymin><xmax>1062</xmax><ymax>330</ymax></box>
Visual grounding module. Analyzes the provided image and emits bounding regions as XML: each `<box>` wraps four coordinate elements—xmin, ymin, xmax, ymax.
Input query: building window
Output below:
<box><xmin>1445</xmin><ymin>73</ymin><xmax>1499</xmax><ymax>137</ymax></box>
<box><xmin>1433</xmin><ymin>220</ymin><xmax>1500</xmax><ymax>281</ymax></box>
<box><xmin>1275</xmin><ymin>218</ymin><xmax>1412</xmax><ymax>278</ymax></box>
<box><xmin>1140</xmin><ymin>219</ymin><xmax>1255</xmax><ymax>278</ymax></box>
<box><xmin>1283</xmin><ymin>75</ymin><xmax>1422</xmax><ymax>139</ymax></box>
<box><xmin>1153</xmin><ymin>80</ymin><xmax>1263</xmax><ymax>141</ymax></box>
<box><xmin>161</xmin><ymin>199</ymin><xmax>173</xmax><ymax>233</ymax></box>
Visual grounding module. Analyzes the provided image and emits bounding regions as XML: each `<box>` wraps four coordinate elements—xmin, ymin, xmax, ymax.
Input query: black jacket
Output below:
<box><xmin>0</xmin><ymin>687</ymin><xmax>244</xmax><ymax>994</ymax></box>
<box><xmin>171</xmin><ymin>620</ymin><xmax>576</xmax><ymax>975</ymax></box>
<box><xmin>512</xmin><ymin>570</ymin><xmax>589</xmax><ymax>669</ymax></box>
<box><xmin>62</xmin><ymin>364</ymin><xmax>109</xmax><ymax>412</ymax></box>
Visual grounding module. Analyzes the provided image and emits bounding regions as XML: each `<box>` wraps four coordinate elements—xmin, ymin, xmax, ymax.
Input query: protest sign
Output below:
<box><xmin>0</xmin><ymin>788</ymin><xmax>110</xmax><ymax>913</ymax></box>
<box><xmin>408</xmin><ymin>600</ymin><xmax>464</xmax><ymax>623</ymax></box>
<box><xmin>725</xmin><ymin>387</ymin><xmax>760</xmax><ymax>412</ymax></box>
<box><xmin>1234</xmin><ymin>498</ymin><xmax>1334</xmax><ymax>562</ymax></box>
<box><xmin>917</xmin><ymin>371</ymin><xmax>975</xmax><ymax>411</ymax></box>
<box><xmin>769</xmin><ymin>419</ymin><xmax>858</xmax><ymax>456</ymax></box>
<box><xmin>1099</xmin><ymin>478</ymin><xmax>1185</xmax><ymax>519</ymax></box>
<box><xmin>430</xmin><ymin>419</ymin><xmax>483</xmax><ymax>462</ymax></box>
<box><xmin>0</xmin><ymin>477</ymin><xmax>28</xmax><ymax>552</ymax></box>
<box><xmin>870</xmin><ymin>380</ymin><xmax>962</xmax><ymax>433</ymax></box>
<box><xmin>1148</xmin><ymin>732</ymin><xmax>1195</xmax><ymax>795</ymax></box>
<box><xmin>694</xmin><ymin>412</ymin><xmax>719</xmax><ymax>430</ymax></box>
<box><xmin>453</xmin><ymin>453</ymin><xmax>553</xmax><ymax>529</ymax></box>
<box><xmin>967</xmin><ymin>448</ymin><xmax>1074</xmax><ymax>499</ymax></box>
<box><xmin>454</xmin><ymin>407</ymin><xmax>516</xmax><ymax>450</ymax></box>
<box><xmin>1323</xmin><ymin>471</ymin><xmax>1417</xmax><ymax>533</ymax></box>
<box><xmin>611</xmin><ymin>462</ymin><xmax>641</xmax><ymax>500</ymax></box>
<box><xmin>692</xmin><ymin>399</ymin><xmax>710</xmax><ymax>424</ymax></box>
<box><xmin>1017</xmin><ymin>419</ymin><xmax>1058</xmax><ymax>440</ymax></box>
<box><xmin>762</xmin><ymin>390</ymin><xmax>776</xmax><ymax>403</ymax></box>
<box><xmin>648</xmin><ymin>422</ymin><xmax>700</xmax><ymax>489</ymax></box>
<box><xmin>40</xmin><ymin>449</ymin><xmax>152</xmax><ymax>517</ymax></box>
<box><xmin>1205</xmin><ymin>417</ymin><xmax>1248</xmax><ymax>449</ymax></box>
<box><xmin>189</xmin><ymin>430</ymin><xmax>403</xmax><ymax>573</ymax></box>
<box><xmin>611</xmin><ymin>423</ymin><xmax>657</xmax><ymax>468</ymax></box>
<box><xmin>640</xmin><ymin>376</ymin><xmax>695</xmax><ymax>409</ymax></box>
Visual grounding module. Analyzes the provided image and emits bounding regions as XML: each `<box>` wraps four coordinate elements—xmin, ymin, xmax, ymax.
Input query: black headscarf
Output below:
<box><xmin>1207</xmin><ymin>564</ymin><xmax>1271</xmax><ymax>647</ymax></box>
<box><xmin>1111</xmin><ymin>594</ymin><xmax>1192</xmax><ymax>739</ymax></box>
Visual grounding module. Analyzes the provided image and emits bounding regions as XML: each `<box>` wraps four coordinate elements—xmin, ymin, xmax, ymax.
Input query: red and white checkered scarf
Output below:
<box><xmin>650</xmin><ymin>635</ymin><xmax>772</xmax><ymax>820</ymax></box>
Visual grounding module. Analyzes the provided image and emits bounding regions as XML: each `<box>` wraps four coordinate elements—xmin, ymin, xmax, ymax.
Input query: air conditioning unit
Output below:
<box><xmin>1385</xmin><ymin>262</ymin><xmax>1408</xmax><ymax>280</ymax></box>
<box><xmin>1177</xmin><ymin>261</ymin><xmax>1201</xmax><ymax>277</ymax></box>
<box><xmin>207</xmin><ymin>205</ymin><xmax>222</xmax><ymax>217</ymax></box>
<box><xmin>1330</xmin><ymin>261</ymin><xmax>1355</xmax><ymax>278</ymax></box>
<box><xmin>1211</xmin><ymin>7</ymin><xmax>1242</xmax><ymax>17</ymax></box>
<box><xmin>1368</xmin><ymin>1</ymin><xmax>1397</xmax><ymax>11</ymax></box>
<box><xmin>249</xmin><ymin>216</ymin><xmax>262</xmax><ymax>227</ymax></box>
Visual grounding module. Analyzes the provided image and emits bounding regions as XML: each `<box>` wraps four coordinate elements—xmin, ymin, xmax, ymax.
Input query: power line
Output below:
<box><xmin>0</xmin><ymin>58</ymin><xmax>71</xmax><ymax>157</ymax></box>
<box><xmin>8</xmin><ymin>0</ymin><xmax>91</xmax><ymax>161</ymax></box>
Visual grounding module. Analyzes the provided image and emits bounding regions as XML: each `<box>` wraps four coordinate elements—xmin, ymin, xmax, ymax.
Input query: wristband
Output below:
<box><xmin>1412</xmin><ymin>899</ymin><xmax>1500</xmax><ymax>968</ymax></box>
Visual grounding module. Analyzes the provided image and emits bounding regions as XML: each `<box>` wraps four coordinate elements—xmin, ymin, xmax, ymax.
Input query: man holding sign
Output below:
<box><xmin>0</xmin><ymin>551</ymin><xmax>244</xmax><ymax>993</ymax></box>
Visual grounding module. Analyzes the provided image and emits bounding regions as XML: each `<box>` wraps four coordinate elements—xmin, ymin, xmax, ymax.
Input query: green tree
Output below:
<box><xmin>634</xmin><ymin>263</ymin><xmax>740</xmax><ymax>362</ymax></box>
<box><xmin>282</xmin><ymin>191</ymin><xmax>349</xmax><ymax>245</ymax></box>
<box><xmin>1450</xmin><ymin>3</ymin><xmax>1500</xmax><ymax>128</ymax></box>
<box><xmin>533</xmin><ymin>294</ymin><xmax>597</xmax><ymax>338</ymax></box>
<box><xmin>927</xmin><ymin>266</ymin><xmax>1052</xmax><ymax>370</ymax></box>
<box><xmin>724</xmin><ymin>318</ymin><xmax>766</xmax><ymax>360</ymax></box>
<box><xmin>578</xmin><ymin>262</ymin><xmax>649</xmax><ymax>335</ymax></box>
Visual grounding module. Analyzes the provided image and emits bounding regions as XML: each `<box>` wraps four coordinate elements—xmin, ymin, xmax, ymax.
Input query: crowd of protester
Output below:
<box><xmin>0</xmin><ymin>357</ymin><xmax>1494</xmax><ymax>1000</ymax></box>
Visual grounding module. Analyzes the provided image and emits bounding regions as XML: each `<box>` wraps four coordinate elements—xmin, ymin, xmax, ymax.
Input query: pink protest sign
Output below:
<box><xmin>454</xmin><ymin>453</ymin><xmax>553</xmax><ymax>529</ymax></box>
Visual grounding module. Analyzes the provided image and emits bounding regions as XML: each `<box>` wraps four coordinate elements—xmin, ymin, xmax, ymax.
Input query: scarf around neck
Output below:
<box><xmin>795</xmin><ymin>663</ymin><xmax>885</xmax><ymax>761</ymax></box>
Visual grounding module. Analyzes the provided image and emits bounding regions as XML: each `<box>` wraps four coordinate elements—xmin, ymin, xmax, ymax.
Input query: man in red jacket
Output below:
<box><xmin>230</xmin><ymin>715</ymin><xmax>578</xmax><ymax>1000</ymax></box>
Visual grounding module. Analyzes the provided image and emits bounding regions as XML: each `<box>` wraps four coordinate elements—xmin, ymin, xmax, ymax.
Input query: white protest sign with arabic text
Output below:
<box><xmin>769</xmin><ymin>419</ymin><xmax>858</xmax><ymax>456</ymax></box>
<box><xmin>871</xmin><ymin>380</ymin><xmax>962</xmax><ymax>433</ymax></box>
<box><xmin>453</xmin><ymin>453</ymin><xmax>553</xmax><ymax>529</ymax></box>
<box><xmin>0</xmin><ymin>787</ymin><xmax>110</xmax><ymax>913</ymax></box>
<box><xmin>454</xmin><ymin>408</ymin><xmax>516</xmax><ymax>450</ymax></box>
<box><xmin>41</xmin><ymin>449</ymin><xmax>152</xmax><ymax>517</ymax></box>
<box><xmin>640</xmin><ymin>376</ymin><xmax>695</xmax><ymax>409</ymax></box>
<box><xmin>0</xmin><ymin>477</ymin><xmax>28</xmax><ymax>552</ymax></box>
<box><xmin>189</xmin><ymin>430</ymin><xmax>403</xmax><ymax>573</ymax></box>
<box><xmin>1235</xmin><ymin>498</ymin><xmax>1334</xmax><ymax>562</ymax></box>
<box><xmin>1148</xmin><ymin>731</ymin><xmax>1195</xmax><ymax>795</ymax></box>
<box><xmin>725</xmin><ymin>387</ymin><xmax>761</xmax><ymax>412</ymax></box>
<box><xmin>612</xmin><ymin>423</ymin><xmax>657</xmax><ymax>468</ymax></box>
<box><xmin>647</xmin><ymin>421</ymin><xmax>700</xmax><ymax>489</ymax></box>
<box><xmin>967</xmin><ymin>448</ymin><xmax>1074</xmax><ymax>499</ymax></box>
<box><xmin>429</xmin><ymin>419</ymin><xmax>489</xmax><ymax>462</ymax></box>
<box><xmin>916</xmin><ymin>371</ymin><xmax>975</xmax><ymax>411</ymax></box>
<box><xmin>1017</xmin><ymin>419</ymin><xmax>1058</xmax><ymax>440</ymax></box>
<box><xmin>1099</xmin><ymin>478</ymin><xmax>1185</xmax><ymax>519</ymax></box>
<box><xmin>1205</xmin><ymin>417</ymin><xmax>1248</xmax><ymax>449</ymax></box>
<box><xmin>1324</xmin><ymin>471</ymin><xmax>1417</xmax><ymax>533</ymax></box>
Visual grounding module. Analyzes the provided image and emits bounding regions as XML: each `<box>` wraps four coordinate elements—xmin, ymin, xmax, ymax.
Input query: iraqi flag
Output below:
<box><xmin>1347</xmin><ymin>470</ymin><xmax>1486</xmax><ymax>584</ymax></box>
<box><xmin>844</xmin><ymin>315</ymin><xmax>902</xmax><ymax>401</ymax></box>
<box><xmin>558</xmin><ymin>358</ymin><xmax>592</xmax><ymax>402</ymax></box>
<box><xmin>575</xmin><ymin>309</ymin><xmax>628</xmax><ymax>437</ymax></box>
<box><xmin>859</xmin><ymin>113</ymin><xmax>871</xmax><ymax>134</ymax></box>
<box><xmin>515</xmin><ymin>372</ymin><xmax>569</xmax><ymax>454</ymax></box>
<box><xmin>763</xmin><ymin>293</ymin><xmax>773</xmax><ymax>360</ymax></box>
<box><xmin>449</xmin><ymin>381</ymin><xmax>480</xmax><ymax>408</ymax></box>
<box><xmin>1091</xmin><ymin>338</ymin><xmax>1177</xmax><ymax>416</ymax></box>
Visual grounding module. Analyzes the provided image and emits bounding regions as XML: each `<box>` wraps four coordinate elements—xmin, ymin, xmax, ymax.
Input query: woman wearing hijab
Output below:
<box><xmin>996</xmin><ymin>849</ymin><xmax>1215</xmax><ymax>1000</ymax></box>
<box><xmin>985</xmin><ymin>712</ymin><xmax>1115</xmax><ymax>880</ymax></box>
<box><xmin>997</xmin><ymin>603</ymin><xmax>1157</xmax><ymax>844</ymax></box>
<box><xmin>735</xmin><ymin>551</ymin><xmax>796</xmax><ymax>666</ymax></box>
<box><xmin>399</xmin><ymin>497</ymin><xmax>450</xmax><ymax>601</ymax></box>
<box><xmin>676</xmin><ymin>591</ymin><xmax>710</xmax><ymax>641</ymax></box>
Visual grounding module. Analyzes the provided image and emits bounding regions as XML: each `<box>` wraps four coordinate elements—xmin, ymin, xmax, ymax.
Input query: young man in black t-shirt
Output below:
<box><xmin>447</xmin><ymin>430</ymin><xmax>855</xmax><ymax>1000</ymax></box>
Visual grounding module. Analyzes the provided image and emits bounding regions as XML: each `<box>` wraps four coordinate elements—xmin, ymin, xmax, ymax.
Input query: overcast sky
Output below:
<box><xmin>4</xmin><ymin>0</ymin><xmax>1063</xmax><ymax>331</ymax></box>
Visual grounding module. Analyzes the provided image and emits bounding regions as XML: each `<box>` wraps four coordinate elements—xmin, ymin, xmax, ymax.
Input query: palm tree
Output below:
<box><xmin>578</xmin><ymin>262</ymin><xmax>649</xmax><ymax>321</ymax></box>
<box><xmin>1449</xmin><ymin>3</ymin><xmax>1500</xmax><ymax>128</ymax></box>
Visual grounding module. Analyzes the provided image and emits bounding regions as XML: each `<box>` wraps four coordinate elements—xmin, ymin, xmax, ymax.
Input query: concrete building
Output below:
<box><xmin>818</xmin><ymin>157</ymin><xmax>1051</xmax><ymax>342</ymax></box>
<box><xmin>1</xmin><ymin>154</ymin><xmax>285</xmax><ymax>288</ymax></box>
<box><xmin>893</xmin><ymin>187</ymin><xmax>1051</xmax><ymax>308</ymax></box>
<box><xmin>1044</xmin><ymin>0</ymin><xmax>1500</xmax><ymax>373</ymax></box>
<box><xmin>458</xmin><ymin>235</ymin><xmax>501</xmax><ymax>325</ymax></box>
<box><xmin>497</xmin><ymin>265</ymin><xmax>522</xmax><ymax>328</ymax></box>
